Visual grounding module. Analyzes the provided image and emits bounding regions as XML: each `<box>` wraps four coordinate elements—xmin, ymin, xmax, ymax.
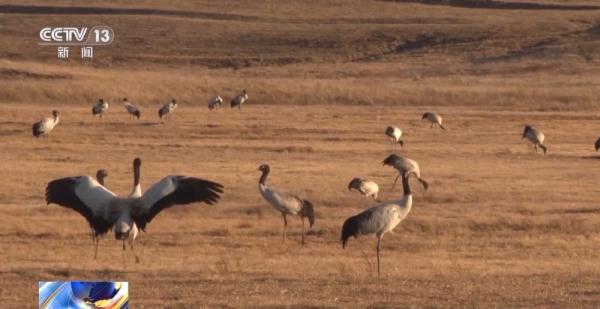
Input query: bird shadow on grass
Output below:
<box><xmin>580</xmin><ymin>155</ymin><xmax>600</xmax><ymax>160</ymax></box>
<box><xmin>562</xmin><ymin>207</ymin><xmax>600</xmax><ymax>214</ymax></box>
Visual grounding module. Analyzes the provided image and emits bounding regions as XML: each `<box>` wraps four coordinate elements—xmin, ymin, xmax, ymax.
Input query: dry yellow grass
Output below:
<box><xmin>1</xmin><ymin>1</ymin><xmax>600</xmax><ymax>308</ymax></box>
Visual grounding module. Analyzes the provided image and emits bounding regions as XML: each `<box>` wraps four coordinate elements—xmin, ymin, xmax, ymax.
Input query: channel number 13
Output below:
<box><xmin>89</xmin><ymin>26</ymin><xmax>114</xmax><ymax>45</ymax></box>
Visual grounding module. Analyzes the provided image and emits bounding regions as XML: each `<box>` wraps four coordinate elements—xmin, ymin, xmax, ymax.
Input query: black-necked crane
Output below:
<box><xmin>208</xmin><ymin>96</ymin><xmax>223</xmax><ymax>111</ymax></box>
<box><xmin>422</xmin><ymin>112</ymin><xmax>445</xmax><ymax>130</ymax></box>
<box><xmin>382</xmin><ymin>154</ymin><xmax>428</xmax><ymax>190</ymax></box>
<box><xmin>230</xmin><ymin>90</ymin><xmax>248</xmax><ymax>109</ymax></box>
<box><xmin>258</xmin><ymin>164</ymin><xmax>315</xmax><ymax>245</ymax></box>
<box><xmin>348</xmin><ymin>178</ymin><xmax>380</xmax><ymax>203</ymax></box>
<box><xmin>341</xmin><ymin>171</ymin><xmax>412</xmax><ymax>276</ymax></box>
<box><xmin>159</xmin><ymin>99</ymin><xmax>177</xmax><ymax>122</ymax></box>
<box><xmin>46</xmin><ymin>158</ymin><xmax>224</xmax><ymax>262</ymax></box>
<box><xmin>32</xmin><ymin>110</ymin><xmax>60</xmax><ymax>138</ymax></box>
<box><xmin>595</xmin><ymin>137</ymin><xmax>600</xmax><ymax>152</ymax></box>
<box><xmin>123</xmin><ymin>98</ymin><xmax>141</xmax><ymax>119</ymax></box>
<box><xmin>523</xmin><ymin>125</ymin><xmax>547</xmax><ymax>155</ymax></box>
<box><xmin>385</xmin><ymin>126</ymin><xmax>404</xmax><ymax>151</ymax></box>
<box><xmin>92</xmin><ymin>98</ymin><xmax>109</xmax><ymax>120</ymax></box>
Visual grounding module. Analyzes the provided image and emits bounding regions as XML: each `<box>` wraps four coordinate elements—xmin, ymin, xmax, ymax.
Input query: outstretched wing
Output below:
<box><xmin>135</xmin><ymin>175</ymin><xmax>224</xmax><ymax>230</ymax></box>
<box><xmin>46</xmin><ymin>176</ymin><xmax>117</xmax><ymax>235</ymax></box>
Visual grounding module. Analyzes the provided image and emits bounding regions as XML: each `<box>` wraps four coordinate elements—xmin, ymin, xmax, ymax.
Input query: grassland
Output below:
<box><xmin>1</xmin><ymin>1</ymin><xmax>600</xmax><ymax>308</ymax></box>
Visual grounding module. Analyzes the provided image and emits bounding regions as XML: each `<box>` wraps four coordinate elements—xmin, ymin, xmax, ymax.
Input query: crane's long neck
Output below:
<box><xmin>259</xmin><ymin>169</ymin><xmax>269</xmax><ymax>185</ymax></box>
<box><xmin>130</xmin><ymin>162</ymin><xmax>142</xmax><ymax>198</ymax></box>
<box><xmin>402</xmin><ymin>173</ymin><xmax>411</xmax><ymax>196</ymax></box>
<box><xmin>97</xmin><ymin>176</ymin><xmax>105</xmax><ymax>186</ymax></box>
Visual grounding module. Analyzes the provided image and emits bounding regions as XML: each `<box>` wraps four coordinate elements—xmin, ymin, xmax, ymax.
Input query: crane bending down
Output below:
<box><xmin>522</xmin><ymin>125</ymin><xmax>547</xmax><ymax>155</ymax></box>
<box><xmin>123</xmin><ymin>98</ymin><xmax>141</xmax><ymax>119</ymax></box>
<box><xmin>385</xmin><ymin>126</ymin><xmax>403</xmax><ymax>152</ymax></box>
<box><xmin>341</xmin><ymin>171</ymin><xmax>412</xmax><ymax>276</ymax></box>
<box><xmin>348</xmin><ymin>178</ymin><xmax>380</xmax><ymax>202</ymax></box>
<box><xmin>46</xmin><ymin>158</ymin><xmax>224</xmax><ymax>262</ymax></box>
<box><xmin>382</xmin><ymin>154</ymin><xmax>428</xmax><ymax>190</ymax></box>
<box><xmin>422</xmin><ymin>112</ymin><xmax>445</xmax><ymax>130</ymax></box>
<box><xmin>258</xmin><ymin>164</ymin><xmax>315</xmax><ymax>245</ymax></box>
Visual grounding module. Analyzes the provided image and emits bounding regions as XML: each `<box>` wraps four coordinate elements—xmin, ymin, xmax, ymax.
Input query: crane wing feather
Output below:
<box><xmin>46</xmin><ymin>176</ymin><xmax>116</xmax><ymax>235</ymax></box>
<box><xmin>135</xmin><ymin>175</ymin><xmax>224</xmax><ymax>230</ymax></box>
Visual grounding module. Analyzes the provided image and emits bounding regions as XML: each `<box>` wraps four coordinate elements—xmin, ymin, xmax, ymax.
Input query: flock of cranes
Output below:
<box><xmin>30</xmin><ymin>94</ymin><xmax>600</xmax><ymax>275</ymax></box>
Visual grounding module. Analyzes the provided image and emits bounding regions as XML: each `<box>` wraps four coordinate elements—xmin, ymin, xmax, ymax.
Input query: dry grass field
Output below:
<box><xmin>1</xmin><ymin>1</ymin><xmax>600</xmax><ymax>308</ymax></box>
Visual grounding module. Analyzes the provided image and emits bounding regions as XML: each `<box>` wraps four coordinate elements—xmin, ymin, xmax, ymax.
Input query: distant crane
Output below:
<box><xmin>522</xmin><ymin>125</ymin><xmax>547</xmax><ymax>155</ymax></box>
<box><xmin>382</xmin><ymin>154</ymin><xmax>428</xmax><ymax>190</ymax></box>
<box><xmin>422</xmin><ymin>112</ymin><xmax>446</xmax><ymax>130</ymax></box>
<box><xmin>158</xmin><ymin>99</ymin><xmax>177</xmax><ymax>122</ymax></box>
<box><xmin>32</xmin><ymin>110</ymin><xmax>60</xmax><ymax>138</ymax></box>
<box><xmin>257</xmin><ymin>164</ymin><xmax>315</xmax><ymax>245</ymax></box>
<box><xmin>385</xmin><ymin>126</ymin><xmax>404</xmax><ymax>151</ymax></box>
<box><xmin>230</xmin><ymin>90</ymin><xmax>248</xmax><ymax>109</ymax></box>
<box><xmin>341</xmin><ymin>171</ymin><xmax>413</xmax><ymax>276</ymax></box>
<box><xmin>208</xmin><ymin>96</ymin><xmax>223</xmax><ymax>111</ymax></box>
<box><xmin>46</xmin><ymin>158</ymin><xmax>224</xmax><ymax>263</ymax></box>
<box><xmin>348</xmin><ymin>178</ymin><xmax>380</xmax><ymax>202</ymax></box>
<box><xmin>92</xmin><ymin>99</ymin><xmax>109</xmax><ymax>120</ymax></box>
<box><xmin>123</xmin><ymin>98</ymin><xmax>141</xmax><ymax>119</ymax></box>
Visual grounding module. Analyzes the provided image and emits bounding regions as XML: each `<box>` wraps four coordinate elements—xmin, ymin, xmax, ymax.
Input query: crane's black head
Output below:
<box><xmin>52</xmin><ymin>110</ymin><xmax>60</xmax><ymax>117</ymax></box>
<box><xmin>421</xmin><ymin>112</ymin><xmax>429</xmax><ymax>119</ymax></box>
<box><xmin>523</xmin><ymin>125</ymin><xmax>532</xmax><ymax>138</ymax></box>
<box><xmin>341</xmin><ymin>215</ymin><xmax>360</xmax><ymax>249</ymax></box>
<box><xmin>242</xmin><ymin>89</ymin><xmax>247</xmax><ymax>94</ymax></box>
<box><xmin>171</xmin><ymin>99</ymin><xmax>177</xmax><ymax>104</ymax></box>
<box><xmin>348</xmin><ymin>178</ymin><xmax>361</xmax><ymax>191</ymax></box>
<box><xmin>301</xmin><ymin>200</ymin><xmax>315</xmax><ymax>228</ymax></box>
<box><xmin>385</xmin><ymin>126</ymin><xmax>395</xmax><ymax>137</ymax></box>
<box><xmin>96</xmin><ymin>169</ymin><xmax>108</xmax><ymax>178</ymax></box>
<box><xmin>382</xmin><ymin>154</ymin><xmax>400</xmax><ymax>166</ymax></box>
<box><xmin>258</xmin><ymin>164</ymin><xmax>270</xmax><ymax>173</ymax></box>
<box><xmin>133</xmin><ymin>158</ymin><xmax>142</xmax><ymax>168</ymax></box>
<box><xmin>99</xmin><ymin>98</ymin><xmax>104</xmax><ymax>103</ymax></box>
<box><xmin>123</xmin><ymin>97</ymin><xmax>128</xmax><ymax>101</ymax></box>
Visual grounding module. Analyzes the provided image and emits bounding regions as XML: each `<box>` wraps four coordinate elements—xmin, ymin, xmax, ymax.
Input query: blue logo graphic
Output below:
<box><xmin>39</xmin><ymin>281</ymin><xmax>128</xmax><ymax>309</ymax></box>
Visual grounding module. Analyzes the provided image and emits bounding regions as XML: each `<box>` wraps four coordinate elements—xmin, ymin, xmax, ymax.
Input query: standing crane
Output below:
<box><xmin>123</xmin><ymin>98</ymin><xmax>141</xmax><ymax>119</ymax></box>
<box><xmin>257</xmin><ymin>164</ymin><xmax>315</xmax><ymax>245</ymax></box>
<box><xmin>92</xmin><ymin>99</ymin><xmax>109</xmax><ymax>120</ymax></box>
<box><xmin>341</xmin><ymin>171</ymin><xmax>412</xmax><ymax>276</ymax></box>
<box><xmin>158</xmin><ymin>99</ymin><xmax>177</xmax><ymax>122</ymax></box>
<box><xmin>230</xmin><ymin>90</ymin><xmax>248</xmax><ymax>110</ymax></box>
<box><xmin>32</xmin><ymin>110</ymin><xmax>60</xmax><ymax>138</ymax></box>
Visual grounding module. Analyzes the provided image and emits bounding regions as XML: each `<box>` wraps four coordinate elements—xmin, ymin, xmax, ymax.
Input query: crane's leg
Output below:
<box><xmin>392</xmin><ymin>174</ymin><xmax>400</xmax><ymax>190</ymax></box>
<box><xmin>282</xmin><ymin>214</ymin><xmax>288</xmax><ymax>243</ymax></box>
<box><xmin>130</xmin><ymin>240</ymin><xmax>140</xmax><ymax>263</ymax></box>
<box><xmin>534</xmin><ymin>144</ymin><xmax>538</xmax><ymax>153</ymax></box>
<box><xmin>376</xmin><ymin>234</ymin><xmax>382</xmax><ymax>277</ymax></box>
<box><xmin>430</xmin><ymin>123</ymin><xmax>433</xmax><ymax>129</ymax></box>
<box><xmin>301</xmin><ymin>217</ymin><xmax>305</xmax><ymax>245</ymax></box>
<box><xmin>94</xmin><ymin>236</ymin><xmax>99</xmax><ymax>259</ymax></box>
<box><xmin>122</xmin><ymin>240</ymin><xmax>128</xmax><ymax>264</ymax></box>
